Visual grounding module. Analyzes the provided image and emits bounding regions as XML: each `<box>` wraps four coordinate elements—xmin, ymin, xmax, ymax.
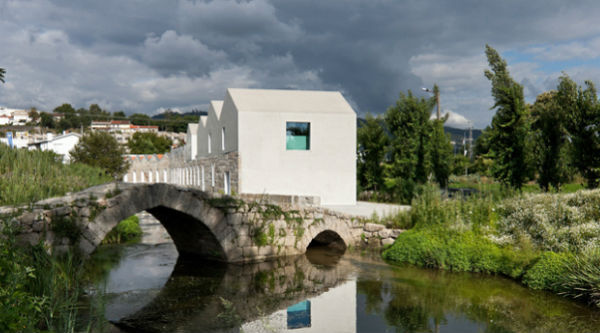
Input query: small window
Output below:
<box><xmin>221</xmin><ymin>127</ymin><xmax>226</xmax><ymax>151</ymax></box>
<box><xmin>208</xmin><ymin>133</ymin><xmax>212</xmax><ymax>154</ymax></box>
<box><xmin>286</xmin><ymin>122</ymin><xmax>310</xmax><ymax>150</ymax></box>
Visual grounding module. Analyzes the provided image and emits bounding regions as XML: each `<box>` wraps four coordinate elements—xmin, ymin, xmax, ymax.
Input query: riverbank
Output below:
<box><xmin>383</xmin><ymin>185</ymin><xmax>600</xmax><ymax>307</ymax></box>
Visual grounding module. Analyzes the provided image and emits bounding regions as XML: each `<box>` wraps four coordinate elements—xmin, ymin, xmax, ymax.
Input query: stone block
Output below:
<box><xmin>243</xmin><ymin>246</ymin><xmax>259</xmax><ymax>258</ymax></box>
<box><xmin>78</xmin><ymin>207</ymin><xmax>91</xmax><ymax>218</ymax></box>
<box><xmin>364</xmin><ymin>223</ymin><xmax>385</xmax><ymax>232</ymax></box>
<box><xmin>51</xmin><ymin>206</ymin><xmax>71</xmax><ymax>217</ymax></box>
<box><xmin>258</xmin><ymin>246</ymin><xmax>275</xmax><ymax>256</ymax></box>
<box><xmin>32</xmin><ymin>220</ymin><xmax>46</xmax><ymax>232</ymax></box>
<box><xmin>391</xmin><ymin>229</ymin><xmax>405</xmax><ymax>238</ymax></box>
<box><xmin>378</xmin><ymin>229</ymin><xmax>392</xmax><ymax>238</ymax></box>
<box><xmin>382</xmin><ymin>238</ymin><xmax>395</xmax><ymax>246</ymax></box>
<box><xmin>20</xmin><ymin>212</ymin><xmax>37</xmax><ymax>227</ymax></box>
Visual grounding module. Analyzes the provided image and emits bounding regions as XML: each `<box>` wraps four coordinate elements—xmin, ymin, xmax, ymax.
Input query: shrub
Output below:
<box><xmin>523</xmin><ymin>251</ymin><xmax>571</xmax><ymax>292</ymax></box>
<box><xmin>495</xmin><ymin>190</ymin><xmax>600</xmax><ymax>252</ymax></box>
<box><xmin>557</xmin><ymin>248</ymin><xmax>600</xmax><ymax>307</ymax></box>
<box><xmin>382</xmin><ymin>228</ymin><xmax>535</xmax><ymax>278</ymax></box>
<box><xmin>102</xmin><ymin>215</ymin><xmax>142</xmax><ymax>244</ymax></box>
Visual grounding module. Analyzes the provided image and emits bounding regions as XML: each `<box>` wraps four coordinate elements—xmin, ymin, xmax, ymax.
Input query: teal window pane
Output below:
<box><xmin>287</xmin><ymin>300</ymin><xmax>311</xmax><ymax>329</ymax></box>
<box><xmin>286</xmin><ymin>122</ymin><xmax>310</xmax><ymax>150</ymax></box>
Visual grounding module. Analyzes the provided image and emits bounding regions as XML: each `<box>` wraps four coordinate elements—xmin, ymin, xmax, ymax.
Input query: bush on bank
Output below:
<box><xmin>383</xmin><ymin>186</ymin><xmax>600</xmax><ymax>307</ymax></box>
<box><xmin>102</xmin><ymin>215</ymin><xmax>142</xmax><ymax>244</ymax></box>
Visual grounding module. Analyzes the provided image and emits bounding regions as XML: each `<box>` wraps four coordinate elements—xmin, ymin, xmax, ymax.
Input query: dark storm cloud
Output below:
<box><xmin>2</xmin><ymin>0</ymin><xmax>600</xmax><ymax>127</ymax></box>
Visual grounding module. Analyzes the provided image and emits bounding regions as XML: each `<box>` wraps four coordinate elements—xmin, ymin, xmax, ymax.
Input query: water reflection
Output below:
<box><xmin>90</xmin><ymin>242</ymin><xmax>600</xmax><ymax>333</ymax></box>
<box><xmin>114</xmin><ymin>247</ymin><xmax>354</xmax><ymax>332</ymax></box>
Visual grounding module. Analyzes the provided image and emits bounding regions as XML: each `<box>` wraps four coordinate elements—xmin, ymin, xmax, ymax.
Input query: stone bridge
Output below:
<box><xmin>2</xmin><ymin>183</ymin><xmax>403</xmax><ymax>263</ymax></box>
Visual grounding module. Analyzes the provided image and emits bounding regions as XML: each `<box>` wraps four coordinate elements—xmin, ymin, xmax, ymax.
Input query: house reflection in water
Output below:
<box><xmin>241</xmin><ymin>280</ymin><xmax>356</xmax><ymax>332</ymax></box>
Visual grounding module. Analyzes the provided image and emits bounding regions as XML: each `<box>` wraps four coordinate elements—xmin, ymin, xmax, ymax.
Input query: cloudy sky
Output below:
<box><xmin>2</xmin><ymin>0</ymin><xmax>600</xmax><ymax>128</ymax></box>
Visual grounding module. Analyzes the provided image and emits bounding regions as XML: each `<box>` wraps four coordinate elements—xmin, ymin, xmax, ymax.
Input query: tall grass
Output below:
<box><xmin>0</xmin><ymin>219</ymin><xmax>95</xmax><ymax>332</ymax></box>
<box><xmin>0</xmin><ymin>144</ymin><xmax>111</xmax><ymax>206</ymax></box>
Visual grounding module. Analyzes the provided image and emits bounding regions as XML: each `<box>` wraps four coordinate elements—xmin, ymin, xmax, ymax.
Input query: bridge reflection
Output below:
<box><xmin>115</xmin><ymin>247</ymin><xmax>357</xmax><ymax>333</ymax></box>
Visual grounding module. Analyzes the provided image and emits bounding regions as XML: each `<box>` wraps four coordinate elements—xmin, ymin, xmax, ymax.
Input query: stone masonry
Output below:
<box><xmin>1</xmin><ymin>183</ymin><xmax>404</xmax><ymax>263</ymax></box>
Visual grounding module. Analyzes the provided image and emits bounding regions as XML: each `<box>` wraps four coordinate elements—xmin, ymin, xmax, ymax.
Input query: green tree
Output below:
<box><xmin>28</xmin><ymin>107</ymin><xmax>40</xmax><ymax>124</ymax></box>
<box><xmin>357</xmin><ymin>114</ymin><xmax>388</xmax><ymax>192</ymax></box>
<box><xmin>530</xmin><ymin>90</ymin><xmax>570</xmax><ymax>191</ymax></box>
<box><xmin>556</xmin><ymin>74</ymin><xmax>600</xmax><ymax>188</ymax></box>
<box><xmin>70</xmin><ymin>131</ymin><xmax>129</xmax><ymax>178</ymax></box>
<box><xmin>40</xmin><ymin>112</ymin><xmax>55</xmax><ymax>128</ymax></box>
<box><xmin>127</xmin><ymin>132</ymin><xmax>172</xmax><ymax>154</ymax></box>
<box><xmin>130</xmin><ymin>113</ymin><xmax>152</xmax><ymax>125</ymax></box>
<box><xmin>0</xmin><ymin>68</ymin><xmax>5</xmax><ymax>83</ymax></box>
<box><xmin>484</xmin><ymin>45</ymin><xmax>531</xmax><ymax>190</ymax></box>
<box><xmin>429</xmin><ymin>117</ymin><xmax>453</xmax><ymax>188</ymax></box>
<box><xmin>384</xmin><ymin>90</ymin><xmax>433</xmax><ymax>202</ymax></box>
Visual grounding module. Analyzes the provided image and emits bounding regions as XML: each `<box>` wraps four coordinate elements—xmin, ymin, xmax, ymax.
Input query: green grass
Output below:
<box><xmin>0</xmin><ymin>144</ymin><xmax>112</xmax><ymax>206</ymax></box>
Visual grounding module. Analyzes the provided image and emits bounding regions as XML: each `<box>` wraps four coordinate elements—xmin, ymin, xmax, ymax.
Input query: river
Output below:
<box><xmin>82</xmin><ymin>213</ymin><xmax>600</xmax><ymax>333</ymax></box>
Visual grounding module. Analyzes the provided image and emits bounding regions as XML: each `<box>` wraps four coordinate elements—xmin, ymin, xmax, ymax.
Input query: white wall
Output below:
<box><xmin>238</xmin><ymin>110</ymin><xmax>356</xmax><ymax>205</ymax></box>
<box><xmin>46</xmin><ymin>135</ymin><xmax>80</xmax><ymax>162</ymax></box>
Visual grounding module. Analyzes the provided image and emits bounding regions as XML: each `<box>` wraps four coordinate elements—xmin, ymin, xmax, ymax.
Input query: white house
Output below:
<box><xmin>124</xmin><ymin>88</ymin><xmax>357</xmax><ymax>205</ymax></box>
<box><xmin>29</xmin><ymin>132</ymin><xmax>81</xmax><ymax>163</ymax></box>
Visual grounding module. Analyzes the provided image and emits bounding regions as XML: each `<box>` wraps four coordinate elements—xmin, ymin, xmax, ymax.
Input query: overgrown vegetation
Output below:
<box><xmin>383</xmin><ymin>185</ymin><xmax>600</xmax><ymax>308</ymax></box>
<box><xmin>0</xmin><ymin>220</ymin><xmax>104</xmax><ymax>332</ymax></box>
<box><xmin>101</xmin><ymin>215</ymin><xmax>142</xmax><ymax>244</ymax></box>
<box><xmin>0</xmin><ymin>143</ymin><xmax>111</xmax><ymax>206</ymax></box>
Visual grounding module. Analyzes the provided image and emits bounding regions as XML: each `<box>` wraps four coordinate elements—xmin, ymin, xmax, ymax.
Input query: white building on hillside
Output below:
<box><xmin>28</xmin><ymin>132</ymin><xmax>81</xmax><ymax>163</ymax></box>
<box><xmin>124</xmin><ymin>88</ymin><xmax>357</xmax><ymax>205</ymax></box>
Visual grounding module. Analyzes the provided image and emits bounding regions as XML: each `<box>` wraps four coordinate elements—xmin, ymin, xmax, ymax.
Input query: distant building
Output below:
<box><xmin>125</xmin><ymin>88</ymin><xmax>357</xmax><ymax>205</ymax></box>
<box><xmin>28</xmin><ymin>132</ymin><xmax>81</xmax><ymax>163</ymax></box>
<box><xmin>91</xmin><ymin>120</ymin><xmax>159</xmax><ymax>145</ymax></box>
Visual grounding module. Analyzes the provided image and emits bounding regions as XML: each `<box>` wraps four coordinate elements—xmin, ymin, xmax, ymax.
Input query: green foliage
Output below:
<box><xmin>531</xmin><ymin>91</ymin><xmax>571</xmax><ymax>191</ymax></box>
<box><xmin>0</xmin><ymin>220</ymin><xmax>95</xmax><ymax>332</ymax></box>
<box><xmin>558</xmin><ymin>248</ymin><xmax>600</xmax><ymax>307</ymax></box>
<box><xmin>127</xmin><ymin>132</ymin><xmax>172</xmax><ymax>154</ymax></box>
<box><xmin>484</xmin><ymin>45</ymin><xmax>532</xmax><ymax>190</ymax></box>
<box><xmin>383</xmin><ymin>228</ymin><xmax>534</xmax><ymax>278</ymax></box>
<box><xmin>357</xmin><ymin>113</ymin><xmax>388</xmax><ymax>192</ymax></box>
<box><xmin>523</xmin><ymin>251</ymin><xmax>571</xmax><ymax>292</ymax></box>
<box><xmin>0</xmin><ymin>143</ymin><xmax>111</xmax><ymax>206</ymax></box>
<box><xmin>429</xmin><ymin>117</ymin><xmax>453</xmax><ymax>188</ymax></box>
<box><xmin>383</xmin><ymin>90</ymin><xmax>434</xmax><ymax>203</ymax></box>
<box><xmin>495</xmin><ymin>190</ymin><xmax>600</xmax><ymax>252</ymax></box>
<box><xmin>556</xmin><ymin>74</ymin><xmax>600</xmax><ymax>188</ymax></box>
<box><xmin>70</xmin><ymin>131</ymin><xmax>129</xmax><ymax>178</ymax></box>
<box><xmin>102</xmin><ymin>215</ymin><xmax>142</xmax><ymax>244</ymax></box>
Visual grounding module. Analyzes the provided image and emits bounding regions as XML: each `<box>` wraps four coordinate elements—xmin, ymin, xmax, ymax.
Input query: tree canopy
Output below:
<box><xmin>70</xmin><ymin>131</ymin><xmax>128</xmax><ymax>178</ymax></box>
<box><xmin>484</xmin><ymin>45</ymin><xmax>531</xmax><ymax>190</ymax></box>
<box><xmin>127</xmin><ymin>132</ymin><xmax>172</xmax><ymax>154</ymax></box>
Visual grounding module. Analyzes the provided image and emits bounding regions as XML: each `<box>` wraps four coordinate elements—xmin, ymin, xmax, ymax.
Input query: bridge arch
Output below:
<box><xmin>85</xmin><ymin>184</ymin><xmax>236</xmax><ymax>261</ymax></box>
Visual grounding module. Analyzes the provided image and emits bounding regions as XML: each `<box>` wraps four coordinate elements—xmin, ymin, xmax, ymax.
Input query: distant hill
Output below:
<box><xmin>152</xmin><ymin>110</ymin><xmax>207</xmax><ymax>120</ymax></box>
<box><xmin>357</xmin><ymin>117</ymin><xmax>482</xmax><ymax>143</ymax></box>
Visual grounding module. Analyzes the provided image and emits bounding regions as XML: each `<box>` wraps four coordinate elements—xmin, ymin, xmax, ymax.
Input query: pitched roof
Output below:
<box><xmin>226</xmin><ymin>88</ymin><xmax>355</xmax><ymax>114</ymax></box>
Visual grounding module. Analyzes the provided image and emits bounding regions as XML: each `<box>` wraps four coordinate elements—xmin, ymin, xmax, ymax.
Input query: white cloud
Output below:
<box><xmin>525</xmin><ymin>37</ymin><xmax>600</xmax><ymax>61</ymax></box>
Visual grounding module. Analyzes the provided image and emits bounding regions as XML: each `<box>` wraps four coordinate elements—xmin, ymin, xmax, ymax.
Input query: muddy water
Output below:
<box><xmin>86</xmin><ymin>215</ymin><xmax>600</xmax><ymax>333</ymax></box>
